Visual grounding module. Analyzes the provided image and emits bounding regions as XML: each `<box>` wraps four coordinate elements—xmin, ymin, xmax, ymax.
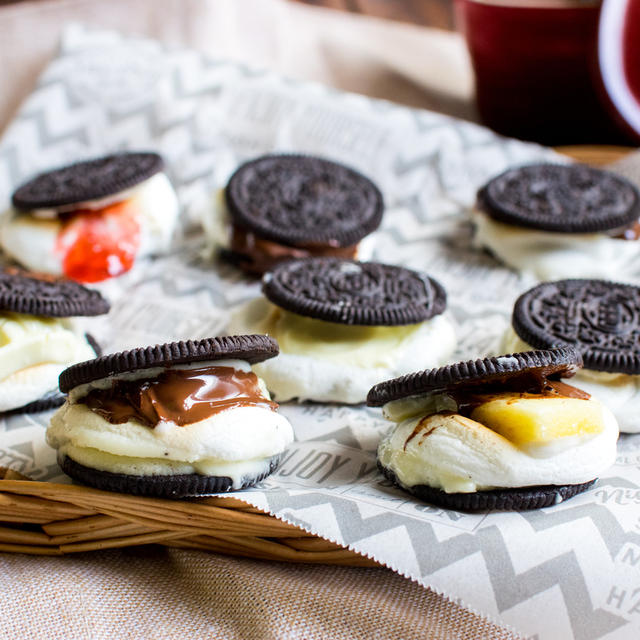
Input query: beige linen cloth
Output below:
<box><xmin>1</xmin><ymin>549</ymin><xmax>518</xmax><ymax>639</ymax></box>
<box><xmin>0</xmin><ymin>1</ymin><xmax>520</xmax><ymax>638</ymax></box>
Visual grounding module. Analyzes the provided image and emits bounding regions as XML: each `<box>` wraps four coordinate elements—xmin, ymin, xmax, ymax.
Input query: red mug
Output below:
<box><xmin>454</xmin><ymin>0</ymin><xmax>632</xmax><ymax>144</ymax></box>
<box><xmin>598</xmin><ymin>0</ymin><xmax>640</xmax><ymax>143</ymax></box>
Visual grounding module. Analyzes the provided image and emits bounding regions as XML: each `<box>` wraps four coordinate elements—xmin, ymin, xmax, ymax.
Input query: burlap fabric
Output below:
<box><xmin>0</xmin><ymin>548</ymin><xmax>522</xmax><ymax>639</ymax></box>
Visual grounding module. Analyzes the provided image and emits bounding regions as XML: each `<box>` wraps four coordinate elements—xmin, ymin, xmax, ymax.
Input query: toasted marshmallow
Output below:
<box><xmin>378</xmin><ymin>401</ymin><xmax>618</xmax><ymax>494</ymax></box>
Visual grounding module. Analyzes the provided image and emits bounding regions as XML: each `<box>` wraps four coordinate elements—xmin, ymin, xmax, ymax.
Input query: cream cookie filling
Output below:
<box><xmin>47</xmin><ymin>361</ymin><xmax>294</xmax><ymax>486</ymax></box>
<box><xmin>378</xmin><ymin>396</ymin><xmax>618</xmax><ymax>494</ymax></box>
<box><xmin>0</xmin><ymin>313</ymin><xmax>96</xmax><ymax>412</ymax></box>
<box><xmin>229</xmin><ymin>297</ymin><xmax>457</xmax><ymax>403</ymax></box>
<box><xmin>473</xmin><ymin>209</ymin><xmax>640</xmax><ymax>281</ymax></box>
<box><xmin>501</xmin><ymin>326</ymin><xmax>640</xmax><ymax>433</ymax></box>
<box><xmin>0</xmin><ymin>172</ymin><xmax>179</xmax><ymax>275</ymax></box>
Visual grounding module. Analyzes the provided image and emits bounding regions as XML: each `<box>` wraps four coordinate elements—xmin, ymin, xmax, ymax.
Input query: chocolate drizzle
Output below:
<box><xmin>403</xmin><ymin>417</ymin><xmax>444</xmax><ymax>450</ymax></box>
<box><xmin>80</xmin><ymin>366</ymin><xmax>277</xmax><ymax>427</ymax></box>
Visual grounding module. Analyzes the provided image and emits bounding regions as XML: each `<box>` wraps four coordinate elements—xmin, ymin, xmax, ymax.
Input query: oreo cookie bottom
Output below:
<box><xmin>59</xmin><ymin>453</ymin><xmax>284</xmax><ymax>498</ymax></box>
<box><xmin>379</xmin><ymin>462</ymin><xmax>595</xmax><ymax>512</ymax></box>
<box><xmin>1</xmin><ymin>389</ymin><xmax>66</xmax><ymax>417</ymax></box>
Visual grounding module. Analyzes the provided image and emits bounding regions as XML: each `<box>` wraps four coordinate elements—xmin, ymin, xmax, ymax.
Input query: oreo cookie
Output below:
<box><xmin>49</xmin><ymin>335</ymin><xmax>294</xmax><ymax>498</ymax></box>
<box><xmin>2</xmin><ymin>389</ymin><xmax>66</xmax><ymax>416</ymax></box>
<box><xmin>0</xmin><ymin>272</ymin><xmax>107</xmax><ymax>416</ymax></box>
<box><xmin>58</xmin><ymin>453</ymin><xmax>284</xmax><ymax>499</ymax></box>
<box><xmin>0</xmin><ymin>269</ymin><xmax>110</xmax><ymax>317</ymax></box>
<box><xmin>262</xmin><ymin>257</ymin><xmax>447</xmax><ymax>326</ymax></box>
<box><xmin>479</xmin><ymin>163</ymin><xmax>640</xmax><ymax>233</ymax></box>
<box><xmin>367</xmin><ymin>347</ymin><xmax>581</xmax><ymax>406</ymax></box>
<box><xmin>512</xmin><ymin>279</ymin><xmax>640</xmax><ymax>374</ymax></box>
<box><xmin>226</xmin><ymin>154</ymin><xmax>383</xmax><ymax>248</ymax></box>
<box><xmin>12</xmin><ymin>152</ymin><xmax>164</xmax><ymax>210</ymax></box>
<box><xmin>60</xmin><ymin>334</ymin><xmax>278</xmax><ymax>393</ymax></box>
<box><xmin>379</xmin><ymin>464</ymin><xmax>595</xmax><ymax>512</ymax></box>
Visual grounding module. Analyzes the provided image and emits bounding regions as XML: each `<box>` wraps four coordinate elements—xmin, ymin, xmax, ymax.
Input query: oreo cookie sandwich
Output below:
<box><xmin>367</xmin><ymin>348</ymin><xmax>618</xmax><ymax>511</ymax></box>
<box><xmin>229</xmin><ymin>257</ymin><xmax>456</xmax><ymax>404</ymax></box>
<box><xmin>0</xmin><ymin>269</ymin><xmax>107</xmax><ymax>415</ymax></box>
<box><xmin>205</xmin><ymin>154</ymin><xmax>383</xmax><ymax>275</ymax></box>
<box><xmin>1</xmin><ymin>152</ymin><xmax>179</xmax><ymax>283</ymax></box>
<box><xmin>46</xmin><ymin>335</ymin><xmax>294</xmax><ymax>497</ymax></box>
<box><xmin>473</xmin><ymin>163</ymin><xmax>640</xmax><ymax>280</ymax></box>
<box><xmin>502</xmin><ymin>278</ymin><xmax>640</xmax><ymax>434</ymax></box>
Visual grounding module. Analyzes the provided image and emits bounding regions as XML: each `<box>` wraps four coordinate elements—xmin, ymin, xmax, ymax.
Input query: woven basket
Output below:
<box><xmin>0</xmin><ymin>468</ymin><xmax>376</xmax><ymax>564</ymax></box>
<box><xmin>0</xmin><ymin>146</ymin><xmax>630</xmax><ymax>562</ymax></box>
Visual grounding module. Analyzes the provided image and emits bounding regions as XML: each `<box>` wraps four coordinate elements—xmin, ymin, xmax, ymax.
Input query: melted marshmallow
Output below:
<box><xmin>0</xmin><ymin>313</ymin><xmax>95</xmax><ymax>411</ymax></box>
<box><xmin>229</xmin><ymin>297</ymin><xmax>457</xmax><ymax>404</ymax></box>
<box><xmin>473</xmin><ymin>209</ymin><xmax>640</xmax><ymax>281</ymax></box>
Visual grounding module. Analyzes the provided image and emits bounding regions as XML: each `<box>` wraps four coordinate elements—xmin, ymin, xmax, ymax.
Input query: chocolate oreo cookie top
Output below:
<box><xmin>262</xmin><ymin>258</ymin><xmax>447</xmax><ymax>326</ymax></box>
<box><xmin>0</xmin><ymin>270</ymin><xmax>109</xmax><ymax>317</ymax></box>
<box><xmin>12</xmin><ymin>152</ymin><xmax>164</xmax><ymax>210</ymax></box>
<box><xmin>59</xmin><ymin>335</ymin><xmax>278</xmax><ymax>393</ymax></box>
<box><xmin>479</xmin><ymin>164</ymin><xmax>640</xmax><ymax>233</ymax></box>
<box><xmin>367</xmin><ymin>347</ymin><xmax>582</xmax><ymax>406</ymax></box>
<box><xmin>225</xmin><ymin>154</ymin><xmax>383</xmax><ymax>247</ymax></box>
<box><xmin>513</xmin><ymin>279</ymin><xmax>640</xmax><ymax>374</ymax></box>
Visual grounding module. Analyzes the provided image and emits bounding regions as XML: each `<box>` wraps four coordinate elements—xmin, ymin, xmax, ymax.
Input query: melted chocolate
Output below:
<box><xmin>612</xmin><ymin>219</ymin><xmax>640</xmax><ymax>241</ymax></box>
<box><xmin>230</xmin><ymin>226</ymin><xmax>358</xmax><ymax>274</ymax></box>
<box><xmin>449</xmin><ymin>379</ymin><xmax>590</xmax><ymax>418</ymax></box>
<box><xmin>80</xmin><ymin>366</ymin><xmax>277</xmax><ymax>427</ymax></box>
<box><xmin>545</xmin><ymin>380</ymin><xmax>591</xmax><ymax>400</ymax></box>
